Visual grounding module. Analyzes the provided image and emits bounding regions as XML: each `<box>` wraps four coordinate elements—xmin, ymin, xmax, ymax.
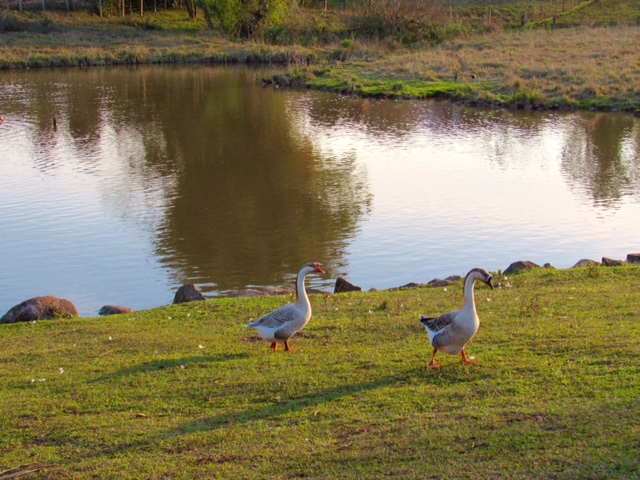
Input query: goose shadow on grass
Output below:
<box><xmin>88</xmin><ymin>353</ymin><xmax>249</xmax><ymax>384</ymax></box>
<box><xmin>159</xmin><ymin>368</ymin><xmax>434</xmax><ymax>440</ymax></box>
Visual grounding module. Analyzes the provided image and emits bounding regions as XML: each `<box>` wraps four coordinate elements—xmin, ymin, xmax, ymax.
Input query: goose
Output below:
<box><xmin>419</xmin><ymin>268</ymin><xmax>493</xmax><ymax>369</ymax></box>
<box><xmin>245</xmin><ymin>262</ymin><xmax>325</xmax><ymax>352</ymax></box>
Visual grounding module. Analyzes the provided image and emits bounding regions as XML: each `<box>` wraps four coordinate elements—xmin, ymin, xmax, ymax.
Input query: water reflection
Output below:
<box><xmin>561</xmin><ymin>113</ymin><xmax>640</xmax><ymax>208</ymax></box>
<box><xmin>0</xmin><ymin>66</ymin><xmax>639</xmax><ymax>316</ymax></box>
<box><xmin>0</xmin><ymin>66</ymin><xmax>373</xmax><ymax>309</ymax></box>
<box><xmin>153</xmin><ymin>72</ymin><xmax>373</xmax><ymax>292</ymax></box>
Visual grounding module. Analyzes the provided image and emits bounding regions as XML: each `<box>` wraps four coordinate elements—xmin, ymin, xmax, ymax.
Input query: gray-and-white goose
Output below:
<box><xmin>245</xmin><ymin>262</ymin><xmax>325</xmax><ymax>352</ymax></box>
<box><xmin>419</xmin><ymin>268</ymin><xmax>493</xmax><ymax>369</ymax></box>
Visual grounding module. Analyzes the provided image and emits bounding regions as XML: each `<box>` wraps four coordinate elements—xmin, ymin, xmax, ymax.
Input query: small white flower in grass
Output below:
<box><xmin>180</xmin><ymin>365</ymin><xmax>186</xmax><ymax>369</ymax></box>
<box><xmin>486</xmin><ymin>298</ymin><xmax>492</xmax><ymax>302</ymax></box>
<box><xmin>444</xmin><ymin>287</ymin><xmax>448</xmax><ymax>292</ymax></box>
<box><xmin>108</xmin><ymin>336</ymin><xmax>112</xmax><ymax>341</ymax></box>
<box><xmin>168</xmin><ymin>317</ymin><xmax>172</xmax><ymax>320</ymax></box>
<box><xmin>199</xmin><ymin>345</ymin><xmax>205</xmax><ymax>350</ymax></box>
<box><xmin>59</xmin><ymin>367</ymin><xmax>64</xmax><ymax>374</ymax></box>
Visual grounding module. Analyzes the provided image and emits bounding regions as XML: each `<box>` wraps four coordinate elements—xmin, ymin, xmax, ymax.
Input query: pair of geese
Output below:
<box><xmin>246</xmin><ymin>263</ymin><xmax>493</xmax><ymax>369</ymax></box>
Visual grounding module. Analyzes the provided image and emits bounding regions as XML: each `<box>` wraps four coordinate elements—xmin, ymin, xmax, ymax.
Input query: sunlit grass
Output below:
<box><xmin>1</xmin><ymin>266</ymin><xmax>639</xmax><ymax>478</ymax></box>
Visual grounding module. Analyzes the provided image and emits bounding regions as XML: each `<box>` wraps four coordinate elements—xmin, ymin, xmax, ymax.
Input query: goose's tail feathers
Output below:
<box><xmin>419</xmin><ymin>315</ymin><xmax>438</xmax><ymax>344</ymax></box>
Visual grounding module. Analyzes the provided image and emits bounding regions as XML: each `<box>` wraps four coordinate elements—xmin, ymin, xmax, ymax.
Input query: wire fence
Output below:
<box><xmin>0</xmin><ymin>0</ymin><xmax>605</xmax><ymax>28</ymax></box>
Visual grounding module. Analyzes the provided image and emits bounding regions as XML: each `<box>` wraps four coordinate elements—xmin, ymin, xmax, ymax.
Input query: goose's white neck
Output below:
<box><xmin>295</xmin><ymin>268</ymin><xmax>311</xmax><ymax>307</ymax></box>
<box><xmin>462</xmin><ymin>275</ymin><xmax>478</xmax><ymax>310</ymax></box>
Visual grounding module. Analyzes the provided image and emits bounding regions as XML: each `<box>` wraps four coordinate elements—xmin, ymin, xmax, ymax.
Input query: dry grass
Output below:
<box><xmin>356</xmin><ymin>26</ymin><xmax>640</xmax><ymax>106</ymax></box>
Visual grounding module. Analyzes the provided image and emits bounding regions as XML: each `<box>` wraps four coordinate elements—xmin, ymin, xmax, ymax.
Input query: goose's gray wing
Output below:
<box><xmin>273</xmin><ymin>320</ymin><xmax>304</xmax><ymax>340</ymax></box>
<box><xmin>420</xmin><ymin>311</ymin><xmax>461</xmax><ymax>349</ymax></box>
<box><xmin>420</xmin><ymin>311</ymin><xmax>456</xmax><ymax>333</ymax></box>
<box><xmin>247</xmin><ymin>303</ymin><xmax>296</xmax><ymax>329</ymax></box>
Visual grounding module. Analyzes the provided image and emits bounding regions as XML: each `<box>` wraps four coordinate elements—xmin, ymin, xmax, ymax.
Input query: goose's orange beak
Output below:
<box><xmin>316</xmin><ymin>264</ymin><xmax>326</xmax><ymax>274</ymax></box>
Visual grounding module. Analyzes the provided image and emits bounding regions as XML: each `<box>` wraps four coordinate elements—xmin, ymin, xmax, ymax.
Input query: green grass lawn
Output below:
<box><xmin>1</xmin><ymin>266</ymin><xmax>639</xmax><ymax>478</ymax></box>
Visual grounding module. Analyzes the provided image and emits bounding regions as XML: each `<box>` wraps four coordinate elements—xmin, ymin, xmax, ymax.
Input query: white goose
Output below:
<box><xmin>245</xmin><ymin>262</ymin><xmax>325</xmax><ymax>352</ymax></box>
<box><xmin>419</xmin><ymin>268</ymin><xmax>493</xmax><ymax>369</ymax></box>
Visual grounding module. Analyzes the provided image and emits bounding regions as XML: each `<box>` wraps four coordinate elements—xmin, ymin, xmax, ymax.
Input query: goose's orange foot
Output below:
<box><xmin>284</xmin><ymin>341</ymin><xmax>297</xmax><ymax>353</ymax></box>
<box><xmin>460</xmin><ymin>349</ymin><xmax>477</xmax><ymax>365</ymax></box>
<box><xmin>270</xmin><ymin>342</ymin><xmax>278</xmax><ymax>351</ymax></box>
<box><xmin>427</xmin><ymin>347</ymin><xmax>440</xmax><ymax>369</ymax></box>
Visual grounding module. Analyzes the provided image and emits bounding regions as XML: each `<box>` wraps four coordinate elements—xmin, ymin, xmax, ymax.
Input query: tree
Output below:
<box><xmin>204</xmin><ymin>0</ymin><xmax>292</xmax><ymax>39</ymax></box>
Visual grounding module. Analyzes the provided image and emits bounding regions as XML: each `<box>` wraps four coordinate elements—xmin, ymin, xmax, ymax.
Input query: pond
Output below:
<box><xmin>1</xmin><ymin>65</ymin><xmax>639</xmax><ymax>317</ymax></box>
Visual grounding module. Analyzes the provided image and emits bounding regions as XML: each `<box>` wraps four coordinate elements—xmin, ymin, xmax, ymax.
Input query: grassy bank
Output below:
<box><xmin>289</xmin><ymin>25</ymin><xmax>640</xmax><ymax>112</ymax></box>
<box><xmin>1</xmin><ymin>266</ymin><xmax>639</xmax><ymax>478</ymax></box>
<box><xmin>1</xmin><ymin>8</ymin><xmax>640</xmax><ymax>113</ymax></box>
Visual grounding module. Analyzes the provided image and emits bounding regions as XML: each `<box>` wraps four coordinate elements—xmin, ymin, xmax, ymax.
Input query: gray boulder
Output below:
<box><xmin>571</xmin><ymin>259</ymin><xmax>599</xmax><ymax>268</ymax></box>
<box><xmin>387</xmin><ymin>282</ymin><xmax>425</xmax><ymax>291</ymax></box>
<box><xmin>99</xmin><ymin>305</ymin><xmax>133</xmax><ymax>316</ymax></box>
<box><xmin>261</xmin><ymin>287</ymin><xmax>293</xmax><ymax>296</ymax></box>
<box><xmin>428</xmin><ymin>275</ymin><xmax>462</xmax><ymax>287</ymax></box>
<box><xmin>1</xmin><ymin>296</ymin><xmax>79</xmax><ymax>324</ymax></box>
<box><xmin>173</xmin><ymin>284</ymin><xmax>205</xmax><ymax>304</ymax></box>
<box><xmin>626</xmin><ymin>253</ymin><xmax>640</xmax><ymax>264</ymax></box>
<box><xmin>503</xmin><ymin>261</ymin><xmax>540</xmax><ymax>275</ymax></box>
<box><xmin>334</xmin><ymin>277</ymin><xmax>362</xmax><ymax>294</ymax></box>
<box><xmin>230</xmin><ymin>289</ymin><xmax>270</xmax><ymax>298</ymax></box>
<box><xmin>602</xmin><ymin>257</ymin><xmax>625</xmax><ymax>267</ymax></box>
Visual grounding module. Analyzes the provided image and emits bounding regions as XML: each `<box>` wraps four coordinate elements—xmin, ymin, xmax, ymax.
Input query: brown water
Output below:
<box><xmin>1</xmin><ymin>65</ymin><xmax>639</xmax><ymax>316</ymax></box>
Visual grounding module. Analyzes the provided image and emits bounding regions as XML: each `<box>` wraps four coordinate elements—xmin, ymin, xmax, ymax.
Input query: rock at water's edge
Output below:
<box><xmin>334</xmin><ymin>277</ymin><xmax>362</xmax><ymax>294</ymax></box>
<box><xmin>1</xmin><ymin>296</ymin><xmax>79</xmax><ymax>324</ymax></box>
<box><xmin>602</xmin><ymin>257</ymin><xmax>625</xmax><ymax>267</ymax></box>
<box><xmin>99</xmin><ymin>305</ymin><xmax>134</xmax><ymax>316</ymax></box>
<box><xmin>503</xmin><ymin>261</ymin><xmax>540</xmax><ymax>276</ymax></box>
<box><xmin>173</xmin><ymin>284</ymin><xmax>206</xmax><ymax>304</ymax></box>
<box><xmin>571</xmin><ymin>259</ymin><xmax>599</xmax><ymax>268</ymax></box>
<box><xmin>626</xmin><ymin>253</ymin><xmax>640</xmax><ymax>264</ymax></box>
<box><xmin>428</xmin><ymin>275</ymin><xmax>462</xmax><ymax>287</ymax></box>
